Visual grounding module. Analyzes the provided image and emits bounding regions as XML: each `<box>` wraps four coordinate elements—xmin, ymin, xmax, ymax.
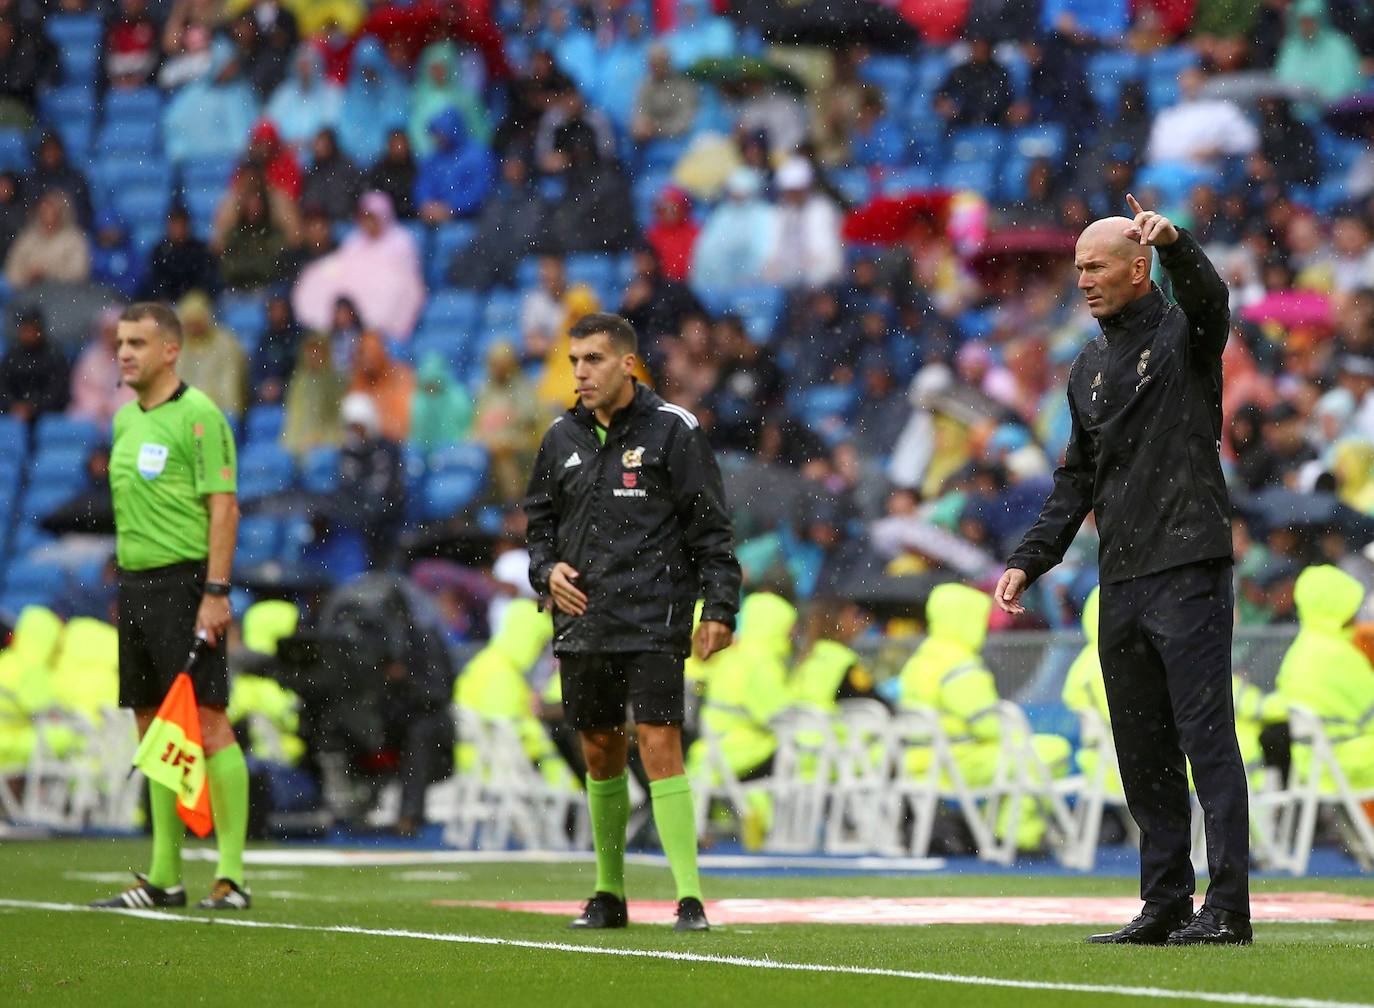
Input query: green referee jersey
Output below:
<box><xmin>110</xmin><ymin>383</ymin><xmax>237</xmax><ymax>572</ymax></box>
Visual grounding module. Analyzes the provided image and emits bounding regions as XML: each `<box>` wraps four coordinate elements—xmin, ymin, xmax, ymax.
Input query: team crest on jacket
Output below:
<box><xmin>622</xmin><ymin>446</ymin><xmax>645</xmax><ymax>468</ymax></box>
<box><xmin>1137</xmin><ymin>349</ymin><xmax>1151</xmax><ymax>376</ymax></box>
<box><xmin>623</xmin><ymin>471</ymin><xmax>638</xmax><ymax>488</ymax></box>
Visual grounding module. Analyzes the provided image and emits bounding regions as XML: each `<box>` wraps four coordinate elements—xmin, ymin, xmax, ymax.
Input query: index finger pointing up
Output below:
<box><xmin>1125</xmin><ymin>192</ymin><xmax>1145</xmax><ymax>215</ymax></box>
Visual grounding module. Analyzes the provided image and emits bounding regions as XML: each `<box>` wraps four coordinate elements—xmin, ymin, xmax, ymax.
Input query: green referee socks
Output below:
<box><xmin>650</xmin><ymin>775</ymin><xmax>702</xmax><ymax>902</ymax></box>
<box><xmin>207</xmin><ymin>744</ymin><xmax>249</xmax><ymax>887</ymax></box>
<box><xmin>146</xmin><ymin>779</ymin><xmax>184</xmax><ymax>889</ymax></box>
<box><xmin>587</xmin><ymin>771</ymin><xmax>629</xmax><ymax>899</ymax></box>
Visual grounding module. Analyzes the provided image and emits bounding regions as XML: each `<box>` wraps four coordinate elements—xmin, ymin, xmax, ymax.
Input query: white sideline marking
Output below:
<box><xmin>0</xmin><ymin>898</ymin><xmax>1369</xmax><ymax>1008</ymax></box>
<box><xmin>178</xmin><ymin>848</ymin><xmax>945</xmax><ymax>872</ymax></box>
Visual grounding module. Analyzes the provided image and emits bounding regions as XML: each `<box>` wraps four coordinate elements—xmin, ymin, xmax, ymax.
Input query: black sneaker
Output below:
<box><xmin>1166</xmin><ymin>906</ymin><xmax>1253</xmax><ymax>946</ymax></box>
<box><xmin>1086</xmin><ymin>902</ymin><xmax>1192</xmax><ymax>945</ymax></box>
<box><xmin>674</xmin><ymin>896</ymin><xmax>710</xmax><ymax>932</ymax></box>
<box><xmin>90</xmin><ymin>872</ymin><xmax>186</xmax><ymax>909</ymax></box>
<box><xmin>197</xmin><ymin>878</ymin><xmax>252</xmax><ymax>910</ymax></box>
<box><xmin>569</xmin><ymin>891</ymin><xmax>628</xmax><ymax>929</ymax></box>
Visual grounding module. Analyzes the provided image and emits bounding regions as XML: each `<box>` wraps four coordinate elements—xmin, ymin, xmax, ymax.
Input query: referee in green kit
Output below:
<box><xmin>90</xmin><ymin>303</ymin><xmax>251</xmax><ymax>912</ymax></box>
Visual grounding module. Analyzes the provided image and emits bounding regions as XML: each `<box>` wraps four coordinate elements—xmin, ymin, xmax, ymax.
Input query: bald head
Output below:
<box><xmin>1075</xmin><ymin>217</ymin><xmax>1154</xmax><ymax>318</ymax></box>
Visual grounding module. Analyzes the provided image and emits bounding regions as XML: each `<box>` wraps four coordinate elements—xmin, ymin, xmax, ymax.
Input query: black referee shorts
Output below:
<box><xmin>117</xmin><ymin>560</ymin><xmax>229</xmax><ymax>709</ymax></box>
<box><xmin>558</xmin><ymin>652</ymin><xmax>685</xmax><ymax>731</ymax></box>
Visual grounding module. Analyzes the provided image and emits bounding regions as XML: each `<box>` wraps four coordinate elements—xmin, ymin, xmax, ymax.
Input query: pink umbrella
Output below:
<box><xmin>1240</xmin><ymin>290</ymin><xmax>1334</xmax><ymax>330</ymax></box>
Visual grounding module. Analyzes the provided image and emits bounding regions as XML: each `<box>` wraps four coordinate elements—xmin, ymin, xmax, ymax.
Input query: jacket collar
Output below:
<box><xmin>1097</xmin><ymin>283</ymin><xmax>1166</xmax><ymax>343</ymax></box>
<box><xmin>569</xmin><ymin>380</ymin><xmax>661</xmax><ymax>435</ymax></box>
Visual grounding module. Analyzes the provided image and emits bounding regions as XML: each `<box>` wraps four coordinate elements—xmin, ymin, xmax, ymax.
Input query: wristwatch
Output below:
<box><xmin>203</xmin><ymin>580</ymin><xmax>232</xmax><ymax>597</ymax></box>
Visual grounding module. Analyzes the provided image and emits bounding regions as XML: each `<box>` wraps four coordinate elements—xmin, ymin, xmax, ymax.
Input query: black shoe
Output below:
<box><xmin>197</xmin><ymin>878</ymin><xmax>252</xmax><ymax>910</ymax></box>
<box><xmin>674</xmin><ymin>896</ymin><xmax>710</xmax><ymax>932</ymax></box>
<box><xmin>90</xmin><ymin>872</ymin><xmax>187</xmax><ymax>909</ymax></box>
<box><xmin>1086</xmin><ymin>902</ymin><xmax>1193</xmax><ymax>945</ymax></box>
<box><xmin>1166</xmin><ymin>906</ymin><xmax>1253</xmax><ymax>946</ymax></box>
<box><xmin>569</xmin><ymin>892</ymin><xmax>628</xmax><ymax>929</ymax></box>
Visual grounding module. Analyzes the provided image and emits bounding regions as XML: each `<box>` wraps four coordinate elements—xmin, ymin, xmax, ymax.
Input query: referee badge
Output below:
<box><xmin>137</xmin><ymin>442</ymin><xmax>169</xmax><ymax>480</ymax></box>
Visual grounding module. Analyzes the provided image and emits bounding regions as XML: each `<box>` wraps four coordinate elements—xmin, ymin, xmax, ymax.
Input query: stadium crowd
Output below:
<box><xmin>5</xmin><ymin>0</ymin><xmax>1374</xmax><ymax>836</ymax></box>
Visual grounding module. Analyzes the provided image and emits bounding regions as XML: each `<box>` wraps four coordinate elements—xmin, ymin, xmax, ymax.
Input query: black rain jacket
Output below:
<box><xmin>525</xmin><ymin>382</ymin><xmax>741</xmax><ymax>656</ymax></box>
<box><xmin>1008</xmin><ymin>229</ymin><xmax>1233</xmax><ymax>586</ymax></box>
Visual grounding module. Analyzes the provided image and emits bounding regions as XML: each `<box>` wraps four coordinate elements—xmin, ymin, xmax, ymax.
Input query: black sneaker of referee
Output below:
<box><xmin>674</xmin><ymin>897</ymin><xmax>710</xmax><ymax>932</ymax></box>
<box><xmin>569</xmin><ymin>892</ymin><xmax>628</xmax><ymax>929</ymax></box>
<box><xmin>90</xmin><ymin>872</ymin><xmax>186</xmax><ymax>909</ymax></box>
<box><xmin>198</xmin><ymin>878</ymin><xmax>252</xmax><ymax>910</ymax></box>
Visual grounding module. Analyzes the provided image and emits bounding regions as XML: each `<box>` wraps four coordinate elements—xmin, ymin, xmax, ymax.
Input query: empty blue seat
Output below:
<box><xmin>880</xmin><ymin>166</ymin><xmax>937</xmax><ymax>195</ymax></box>
<box><xmin>941</xmin><ymin>161</ymin><xmax>998</xmax><ymax>197</ymax></box>
<box><xmin>220</xmin><ymin>294</ymin><xmax>267</xmax><ymax>351</ymax></box>
<box><xmin>801</xmin><ymin>384</ymin><xmax>858</xmax><ymax>426</ymax></box>
<box><xmin>46</xmin><ymin>13</ymin><xmax>103</xmax><ymax>48</ymax></box>
<box><xmin>423</xmin><ymin>468</ymin><xmax>485</xmax><ymax>520</ymax></box>
<box><xmin>96</xmin><ymin>156</ymin><xmax>172</xmax><ymax>196</ymax></box>
<box><xmin>236</xmin><ymin>515</ymin><xmax>282</xmax><ymax>568</ymax></box>
<box><xmin>104</xmin><ymin>87</ymin><xmax>163</xmax><ymax>123</ymax></box>
<box><xmin>566</xmin><ymin>254</ymin><xmax>615</xmax><ymax>290</ymax></box>
<box><xmin>58</xmin><ymin>46</ymin><xmax>101</xmax><ymax>86</ymax></box>
<box><xmin>38</xmin><ymin>85</ymin><xmax>96</xmax><ymax>127</ymax></box>
<box><xmin>430</xmin><ymin>221</ymin><xmax>477</xmax><ymax>285</ymax></box>
<box><xmin>2</xmin><ymin>557</ymin><xmax>67</xmax><ymax>604</ymax></box>
<box><xmin>1087</xmin><ymin>50</ymin><xmax>1141</xmax><ymax>116</ymax></box>
<box><xmin>1012</xmin><ymin>124</ymin><xmax>1066</xmax><ymax>164</ymax></box>
<box><xmin>421</xmin><ymin>289</ymin><xmax>482</xmax><ymax>330</ymax></box>
<box><xmin>28</xmin><ymin>448</ymin><xmax>90</xmax><ymax>488</ymax></box>
<box><xmin>948</xmin><ymin>128</ymin><xmax>1005</xmax><ymax>165</ymax></box>
<box><xmin>52</xmin><ymin>119</ymin><xmax>93</xmax><ymax>166</ymax></box>
<box><xmin>0</xmin><ymin>414</ymin><xmax>25</xmax><ymax>450</ymax></box>
<box><xmin>181</xmin><ymin>156</ymin><xmax>238</xmax><ymax>191</ymax></box>
<box><xmin>411</xmin><ymin>329</ymin><xmax>470</xmax><ymax>376</ymax></box>
<box><xmin>912</xmin><ymin>52</ymin><xmax>949</xmax><ymax>98</ymax></box>
<box><xmin>301</xmin><ymin>446</ymin><xmax>340</xmax><ymax>494</ymax></box>
<box><xmin>428</xmin><ymin>441</ymin><xmax>488</xmax><ymax>477</ymax></box>
<box><xmin>482</xmin><ymin>290</ymin><xmax>523</xmax><ymax>332</ymax></box>
<box><xmin>35</xmin><ymin>415</ymin><xmax>101</xmax><ymax>453</ymax></box>
<box><xmin>724</xmin><ymin>287</ymin><xmax>783</xmax><ymax>342</ymax></box>
<box><xmin>97</xmin><ymin>118</ymin><xmax>160</xmax><ymax>157</ymax></box>
<box><xmin>15</xmin><ymin>483</ymin><xmax>80</xmax><ymax>526</ymax></box>
<box><xmin>113</xmin><ymin>185</ymin><xmax>173</xmax><ymax>229</ymax></box>
<box><xmin>1134</xmin><ymin>161</ymin><xmax>1220</xmax><ymax>206</ymax></box>
<box><xmin>244</xmin><ymin>404</ymin><xmax>285</xmax><ymax>445</ymax></box>
<box><xmin>0</xmin><ymin>129</ymin><xmax>30</xmax><ymax>172</ymax></box>
<box><xmin>859</xmin><ymin>55</ymin><xmax>913</xmax><ymax>104</ymax></box>
<box><xmin>640</xmin><ymin>136</ymin><xmax>691</xmax><ymax>174</ymax></box>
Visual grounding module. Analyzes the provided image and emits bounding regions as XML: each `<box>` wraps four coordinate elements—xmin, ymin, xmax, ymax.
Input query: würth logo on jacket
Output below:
<box><xmin>614</xmin><ymin>465</ymin><xmax>646</xmax><ymax>498</ymax></box>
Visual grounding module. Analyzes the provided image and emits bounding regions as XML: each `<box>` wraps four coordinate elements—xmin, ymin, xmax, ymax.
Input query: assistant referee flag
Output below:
<box><xmin>132</xmin><ymin>644</ymin><xmax>213</xmax><ymax>837</ymax></box>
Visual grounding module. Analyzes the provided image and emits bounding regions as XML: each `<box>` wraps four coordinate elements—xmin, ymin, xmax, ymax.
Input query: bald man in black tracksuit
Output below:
<box><xmin>997</xmin><ymin>196</ymin><xmax>1252</xmax><ymax>947</ymax></box>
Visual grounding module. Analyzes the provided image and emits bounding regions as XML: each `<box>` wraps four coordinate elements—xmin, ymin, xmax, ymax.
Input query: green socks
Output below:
<box><xmin>207</xmin><ymin>744</ymin><xmax>249</xmax><ymax>887</ymax></box>
<box><xmin>586</xmin><ymin>772</ymin><xmax>629</xmax><ymax>899</ymax></box>
<box><xmin>146</xmin><ymin>779</ymin><xmax>184</xmax><ymax>889</ymax></box>
<box><xmin>650</xmin><ymin>775</ymin><xmax>702</xmax><ymax>902</ymax></box>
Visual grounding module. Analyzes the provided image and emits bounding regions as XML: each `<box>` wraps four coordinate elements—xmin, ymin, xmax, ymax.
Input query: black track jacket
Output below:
<box><xmin>524</xmin><ymin>382</ymin><xmax>741</xmax><ymax>656</ymax></box>
<box><xmin>1008</xmin><ymin>229</ymin><xmax>1233</xmax><ymax>586</ymax></box>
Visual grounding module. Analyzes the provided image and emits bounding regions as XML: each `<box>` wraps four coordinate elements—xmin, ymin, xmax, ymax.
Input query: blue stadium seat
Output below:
<box><xmin>411</xmin><ymin>329</ymin><xmax>470</xmax><ymax>375</ymax></box>
<box><xmin>430</xmin><ymin>222</ymin><xmax>477</xmax><ymax>286</ymax></box>
<box><xmin>940</xmin><ymin>161</ymin><xmax>997</xmax><ymax>197</ymax></box>
<box><xmin>1012</xmin><ymin>124</ymin><xmax>1066</xmax><ymax>164</ymax></box>
<box><xmin>912</xmin><ymin>52</ymin><xmax>949</xmax><ymax>100</ymax></box>
<box><xmin>482</xmin><ymin>290</ymin><xmax>523</xmax><ymax>332</ymax></box>
<box><xmin>15</xmin><ymin>483</ymin><xmax>80</xmax><ymax>527</ymax></box>
<box><xmin>879</xmin><ymin>166</ymin><xmax>937</xmax><ymax>195</ymax></box>
<box><xmin>566</xmin><ymin>254</ymin><xmax>615</xmax><ymax>291</ymax></box>
<box><xmin>28</xmin><ymin>448</ymin><xmax>90</xmax><ymax>489</ymax></box>
<box><xmin>52</xmin><ymin>119</ymin><xmax>94</xmax><ymax>166</ymax></box>
<box><xmin>113</xmin><ymin>186</ymin><xmax>173</xmax><ymax>231</ymax></box>
<box><xmin>236</xmin><ymin>515</ymin><xmax>282</xmax><ymax>568</ymax></box>
<box><xmin>0</xmin><ymin>414</ymin><xmax>25</xmax><ymax>451</ymax></box>
<box><xmin>104</xmin><ymin>87</ymin><xmax>164</xmax><ymax>123</ymax></box>
<box><xmin>95</xmin><ymin>156</ymin><xmax>173</xmax><ymax>198</ymax></box>
<box><xmin>181</xmin><ymin>156</ymin><xmax>238</xmax><ymax>191</ymax></box>
<box><xmin>245</xmin><ymin>404</ymin><xmax>285</xmax><ymax>445</ymax></box>
<box><xmin>1134</xmin><ymin>162</ymin><xmax>1220</xmax><ymax>207</ymax></box>
<box><xmin>301</xmin><ymin>446</ymin><xmax>341</xmax><ymax>494</ymax></box>
<box><xmin>423</xmin><ymin>468</ymin><xmax>485</xmax><ymax>520</ymax></box>
<box><xmin>858</xmin><ymin>55</ymin><xmax>913</xmax><ymax>105</ymax></box>
<box><xmin>220</xmin><ymin>294</ymin><xmax>268</xmax><ymax>352</ymax></box>
<box><xmin>1</xmin><ymin>557</ymin><xmax>66</xmax><ymax>606</ymax></box>
<box><xmin>1087</xmin><ymin>50</ymin><xmax>1141</xmax><ymax>116</ymax></box>
<box><xmin>237</xmin><ymin>446</ymin><xmax>295</xmax><ymax>502</ymax></box>
<box><xmin>1000</xmin><ymin>156</ymin><xmax>1032</xmax><ymax>201</ymax></box>
<box><xmin>38</xmin><ymin>85</ymin><xmax>97</xmax><ymax>129</ymax></box>
<box><xmin>34</xmin><ymin>415</ymin><xmax>101</xmax><ymax>453</ymax></box>
<box><xmin>0</xmin><ymin>129</ymin><xmax>31</xmax><ymax>172</ymax></box>
<box><xmin>420</xmin><ymin>289</ymin><xmax>482</xmax><ymax>331</ymax></box>
<box><xmin>428</xmin><ymin>442</ymin><xmax>488</xmax><ymax>478</ymax></box>
<box><xmin>97</xmin><ymin>118</ymin><xmax>160</xmax><ymax>157</ymax></box>
<box><xmin>183</xmin><ymin>184</ymin><xmax>222</xmax><ymax>238</ymax></box>
<box><xmin>948</xmin><ymin>127</ymin><xmax>1005</xmax><ymax>165</ymax></box>
<box><xmin>640</xmin><ymin>136</ymin><xmax>691</xmax><ymax>175</ymax></box>
<box><xmin>57</xmin><ymin>45</ymin><xmax>101</xmax><ymax>86</ymax></box>
<box><xmin>45</xmin><ymin>13</ymin><xmax>103</xmax><ymax>48</ymax></box>
<box><xmin>723</xmin><ymin>287</ymin><xmax>783</xmax><ymax>344</ymax></box>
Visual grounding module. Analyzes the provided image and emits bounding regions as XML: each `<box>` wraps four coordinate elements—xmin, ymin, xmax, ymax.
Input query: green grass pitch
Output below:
<box><xmin>3</xmin><ymin>839</ymin><xmax>1374</xmax><ymax>1007</ymax></box>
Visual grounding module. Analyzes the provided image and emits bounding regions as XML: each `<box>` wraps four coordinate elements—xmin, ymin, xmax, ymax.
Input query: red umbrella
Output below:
<box><xmin>1241</xmin><ymin>290</ymin><xmax>1334</xmax><ymax>330</ymax></box>
<box><xmin>841</xmin><ymin>191</ymin><xmax>952</xmax><ymax>245</ymax></box>
<box><xmin>968</xmin><ymin>227</ymin><xmax>1077</xmax><ymax>279</ymax></box>
<box><xmin>363</xmin><ymin>1</ymin><xmax>511</xmax><ymax>79</ymax></box>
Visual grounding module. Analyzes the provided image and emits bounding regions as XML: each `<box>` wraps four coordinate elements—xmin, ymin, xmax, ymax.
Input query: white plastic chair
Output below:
<box><xmin>765</xmin><ymin>707</ymin><xmax>838</xmax><ymax>852</ymax></box>
<box><xmin>823</xmin><ymin>700</ymin><xmax>895</xmax><ymax>854</ymax></box>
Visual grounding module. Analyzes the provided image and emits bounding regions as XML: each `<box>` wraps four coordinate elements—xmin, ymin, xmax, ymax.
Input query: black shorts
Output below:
<box><xmin>117</xmin><ymin>561</ymin><xmax>229</xmax><ymax>709</ymax></box>
<box><xmin>558</xmin><ymin>652</ymin><xmax>685</xmax><ymax>730</ymax></box>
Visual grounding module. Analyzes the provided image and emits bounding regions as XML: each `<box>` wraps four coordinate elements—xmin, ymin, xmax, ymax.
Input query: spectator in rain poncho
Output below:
<box><xmin>89</xmin><ymin>208</ymin><xmax>143</xmax><ymax>299</ymax></box>
<box><xmin>281</xmin><ymin>332</ymin><xmax>346</xmax><ymax>458</ymax></box>
<box><xmin>349</xmin><ymin>330</ymin><xmax>416</xmax><ymax>443</ymax></box>
<box><xmin>408</xmin><ymin>41</ymin><xmax>489</xmax><ymax>159</ymax></box>
<box><xmin>446</xmin><ymin>154</ymin><xmax>546</xmax><ymax>290</ymax></box>
<box><xmin>409</xmin><ymin>353</ymin><xmax>472</xmax><ymax>457</ymax></box>
<box><xmin>645</xmin><ymin>186</ymin><xmax>700</xmax><ymax>284</ymax></box>
<box><xmin>1275</xmin><ymin>0</ymin><xmax>1366</xmax><ymax>103</ymax></box>
<box><xmin>293</xmin><ymin>190</ymin><xmax>426</xmax><ymax>340</ymax></box>
<box><xmin>3</xmin><ymin>190</ymin><xmax>90</xmax><ymax>289</ymax></box>
<box><xmin>265</xmin><ymin>44</ymin><xmax>342</xmax><ymax>151</ymax></box>
<box><xmin>414</xmin><ymin>107</ymin><xmax>496</xmax><ymax>224</ymax></box>
<box><xmin>164</xmin><ymin>35</ymin><xmax>259</xmax><ymax>164</ymax></box>
<box><xmin>336</xmin><ymin>36</ymin><xmax>410</xmax><ymax>168</ymax></box>
<box><xmin>68</xmin><ymin>305</ymin><xmax>135</xmax><ymax>427</ymax></box>
<box><xmin>690</xmin><ymin>168</ymin><xmax>777</xmax><ymax>294</ymax></box>
<box><xmin>250</xmin><ymin>292</ymin><xmax>305</xmax><ymax>405</ymax></box>
<box><xmin>663</xmin><ymin>0</ymin><xmax>737</xmax><ymax>70</ymax></box>
<box><xmin>176</xmin><ymin>291</ymin><xmax>248</xmax><ymax>420</ymax></box>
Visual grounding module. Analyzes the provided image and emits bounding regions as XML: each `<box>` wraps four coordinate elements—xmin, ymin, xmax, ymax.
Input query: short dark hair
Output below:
<box><xmin>569</xmin><ymin>312</ymin><xmax>637</xmax><ymax>355</ymax></box>
<box><xmin>120</xmin><ymin>302</ymin><xmax>183</xmax><ymax>345</ymax></box>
